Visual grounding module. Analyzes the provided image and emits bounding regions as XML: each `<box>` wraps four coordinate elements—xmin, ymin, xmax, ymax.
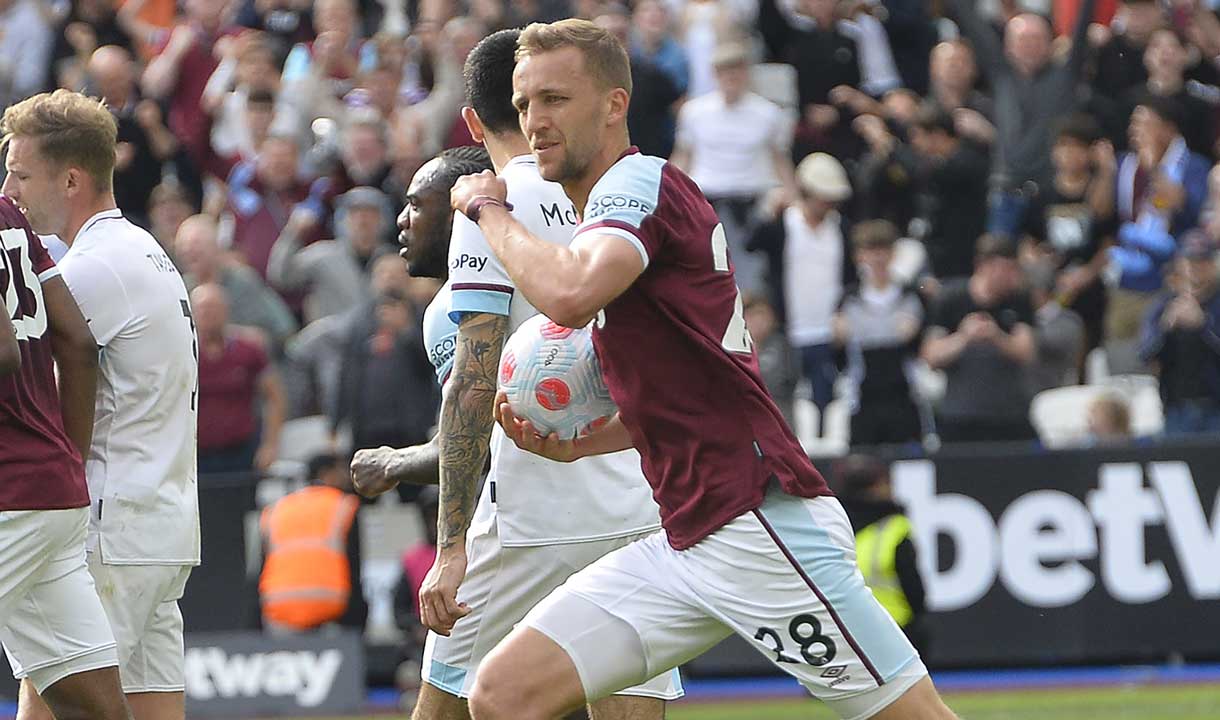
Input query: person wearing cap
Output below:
<box><xmin>268</xmin><ymin>185</ymin><xmax>393</xmax><ymax>323</ymax></box>
<box><xmin>671</xmin><ymin>40</ymin><xmax>798</xmax><ymax>293</ymax></box>
<box><xmin>1139</xmin><ymin>229</ymin><xmax>1220</xmax><ymax>435</ymax></box>
<box><xmin>1106</xmin><ymin>94</ymin><xmax>1210</xmax><ymax>373</ymax></box>
<box><xmin>832</xmin><ymin>455</ymin><xmax>928</xmax><ymax>655</ymax></box>
<box><xmin>749</xmin><ymin>152</ymin><xmax>853</xmax><ymax>430</ymax></box>
<box><xmin>921</xmin><ymin>234</ymin><xmax>1038</xmax><ymax>444</ymax></box>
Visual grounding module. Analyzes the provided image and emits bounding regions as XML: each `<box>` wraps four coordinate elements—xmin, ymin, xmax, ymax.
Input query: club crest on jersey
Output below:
<box><xmin>587</xmin><ymin>194</ymin><xmax>652</xmax><ymax>219</ymax></box>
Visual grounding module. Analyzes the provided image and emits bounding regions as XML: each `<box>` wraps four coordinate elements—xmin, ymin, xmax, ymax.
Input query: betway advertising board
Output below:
<box><xmin>688</xmin><ymin>443</ymin><xmax>1220</xmax><ymax>674</ymax></box>
<box><xmin>893</xmin><ymin>444</ymin><xmax>1220</xmax><ymax>666</ymax></box>
<box><xmin>184</xmin><ymin>631</ymin><xmax>364</xmax><ymax>717</ymax></box>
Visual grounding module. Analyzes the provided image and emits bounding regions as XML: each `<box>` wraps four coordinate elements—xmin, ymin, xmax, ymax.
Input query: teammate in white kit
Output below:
<box><xmin>350</xmin><ymin>30</ymin><xmax>679</xmax><ymax>720</ymax></box>
<box><xmin>2</xmin><ymin>90</ymin><xmax>200</xmax><ymax>720</ymax></box>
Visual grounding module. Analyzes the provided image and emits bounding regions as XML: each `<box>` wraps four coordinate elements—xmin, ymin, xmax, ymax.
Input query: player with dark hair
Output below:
<box><xmin>446</xmin><ymin>18</ymin><xmax>959</xmax><ymax>720</ymax></box>
<box><xmin>352</xmin><ymin>30</ymin><xmax>679</xmax><ymax>720</ymax></box>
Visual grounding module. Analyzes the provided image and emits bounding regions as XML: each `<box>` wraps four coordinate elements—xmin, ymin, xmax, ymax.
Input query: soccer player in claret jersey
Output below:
<box><xmin>352</xmin><ymin>29</ymin><xmax>681</xmax><ymax>720</ymax></box>
<box><xmin>2</xmin><ymin>90</ymin><xmax>200</xmax><ymax>720</ymax></box>
<box><xmin>448</xmin><ymin>20</ymin><xmax>960</xmax><ymax>720</ymax></box>
<box><xmin>0</xmin><ymin>197</ymin><xmax>132</xmax><ymax>720</ymax></box>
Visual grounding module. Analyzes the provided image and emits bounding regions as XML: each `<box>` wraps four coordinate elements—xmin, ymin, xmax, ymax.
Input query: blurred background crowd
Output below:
<box><xmin>12</xmin><ymin>0</ymin><xmax>1220</xmax><ymax>466</ymax></box>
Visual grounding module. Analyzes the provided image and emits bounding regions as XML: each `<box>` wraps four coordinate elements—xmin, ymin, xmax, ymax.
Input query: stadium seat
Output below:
<box><xmin>1084</xmin><ymin>346</ymin><xmax>1110</xmax><ymax>384</ymax></box>
<box><xmin>1030</xmin><ymin>385</ymin><xmax>1109</xmax><ymax>447</ymax></box>
<box><xmin>794</xmin><ymin>397</ymin><xmax>850</xmax><ymax>456</ymax></box>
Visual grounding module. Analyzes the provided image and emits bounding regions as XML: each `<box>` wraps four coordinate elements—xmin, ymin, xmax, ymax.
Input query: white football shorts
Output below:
<box><xmin>0</xmin><ymin>508</ymin><xmax>119</xmax><ymax>693</ymax></box>
<box><xmin>85</xmin><ymin>557</ymin><xmax>193</xmax><ymax>693</ymax></box>
<box><xmin>523</xmin><ymin>488</ymin><xmax>927</xmax><ymax>720</ymax></box>
<box><xmin>422</xmin><ymin>516</ymin><xmax>683</xmax><ymax>701</ymax></box>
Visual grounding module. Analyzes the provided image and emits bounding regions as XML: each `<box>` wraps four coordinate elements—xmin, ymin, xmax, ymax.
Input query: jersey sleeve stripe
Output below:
<box><xmin>451</xmin><ymin>282</ymin><xmax>514</xmax><ymax>294</ymax></box>
<box><xmin>449</xmin><ymin>288</ymin><xmax>512</xmax><ymax>323</ymax></box>
<box><xmin>36</xmin><ymin>267</ymin><xmax>61</xmax><ymax>283</ymax></box>
<box><xmin>576</xmin><ymin>221</ymin><xmax>650</xmax><ymax>270</ymax></box>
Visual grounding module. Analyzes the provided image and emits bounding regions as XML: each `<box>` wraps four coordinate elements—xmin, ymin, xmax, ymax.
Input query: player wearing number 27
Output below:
<box><xmin>2</xmin><ymin>90</ymin><xmax>200</xmax><ymax>720</ymax></box>
<box><xmin>450</xmin><ymin>20</ymin><xmax>959</xmax><ymax>720</ymax></box>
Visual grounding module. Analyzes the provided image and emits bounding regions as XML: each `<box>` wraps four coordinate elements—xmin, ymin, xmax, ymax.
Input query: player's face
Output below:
<box><xmin>397</xmin><ymin>158</ymin><xmax>451</xmax><ymax>278</ymax></box>
<box><xmin>2</xmin><ymin>136</ymin><xmax>70</xmax><ymax>237</ymax></box>
<box><xmin>513</xmin><ymin>47</ymin><xmax>609</xmax><ymax>185</ymax></box>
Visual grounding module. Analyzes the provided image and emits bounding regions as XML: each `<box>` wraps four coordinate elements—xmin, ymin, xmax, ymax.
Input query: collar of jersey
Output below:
<box><xmin>75</xmin><ymin>208</ymin><xmax>124</xmax><ymax>244</ymax></box>
<box><xmin>506</xmin><ymin>154</ymin><xmax>536</xmax><ymax>169</ymax></box>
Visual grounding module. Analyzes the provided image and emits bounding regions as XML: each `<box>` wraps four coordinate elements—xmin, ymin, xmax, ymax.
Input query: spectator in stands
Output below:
<box><xmin>1108</xmin><ymin>96</ymin><xmax>1210</xmax><ymax>373</ymax></box>
<box><xmin>1091</xmin><ymin>0</ymin><xmax>1164</xmax><ymax>102</ymax></box>
<box><xmin>1122</xmin><ymin>28</ymin><xmax>1220</xmax><ymax>160</ymax></box>
<box><xmin>221</xmin><ymin>132</ymin><xmax>317</xmax><ymax>281</ymax></box>
<box><xmin>922</xmin><ymin>235</ymin><xmax>1038</xmax><ymax>444</ymax></box>
<box><xmin>949</xmin><ymin>0</ymin><xmax>1098</xmax><ymax>237</ymax></box>
<box><xmin>259</xmin><ymin>452</ymin><xmax>367</xmax><ymax>634</ymax></box>
<box><xmin>331</xmin><ymin>288</ymin><xmax>438</xmax><ymax>491</ymax></box>
<box><xmin>833</xmin><ymin>454</ymin><xmax>928</xmax><ymax>655</ymax></box>
<box><xmin>88</xmin><ymin>44</ymin><xmax>186</xmax><ymax>228</ymax></box>
<box><xmin>631</xmin><ymin>0</ymin><xmax>689</xmax><ymax>95</ymax></box>
<box><xmin>268</xmin><ymin>186</ymin><xmax>389</xmax><ymax>323</ymax></box>
<box><xmin>142</xmin><ymin>0</ymin><xmax>234</xmax><ymax>176</ymax></box>
<box><xmin>1140</xmin><ymin>230</ymin><xmax>1220</xmax><ymax>435</ymax></box>
<box><xmin>926</xmin><ymin>40</ymin><xmax>995</xmax><ymax>133</ymax></box>
<box><xmin>744</xmin><ymin>292</ymin><xmax>798</xmax><ymax>428</ymax></box>
<box><xmin>203</xmin><ymin>31</ymin><xmax>283</xmax><ymax>164</ymax></box>
<box><xmin>281</xmin><ymin>0</ymin><xmax>362</xmax><ymax>85</ymax></box>
<box><xmin>856</xmin><ymin>107</ymin><xmax>991</xmax><ymax>281</ymax></box>
<box><xmin>595</xmin><ymin>5</ymin><xmax>682</xmax><ymax>159</ymax></box>
<box><xmin>877</xmin><ymin>0</ymin><xmax>938</xmax><ymax>96</ymax></box>
<box><xmin>758</xmin><ymin>0</ymin><xmax>863</xmax><ymax>160</ymax></box>
<box><xmin>148</xmin><ymin>180</ymin><xmax>197</xmax><ymax>252</ymax></box>
<box><xmin>672</xmin><ymin>41</ymin><xmax>797</xmax><ymax>293</ymax></box>
<box><xmin>331</xmin><ymin>109</ymin><xmax>396</xmax><ymax>200</ymax></box>
<box><xmin>1085</xmin><ymin>393</ymin><xmax>1134</xmax><ymax>445</ymax></box>
<box><xmin>0</xmin><ymin>2</ymin><xmax>52</xmax><ymax>106</ymax></box>
<box><xmin>193</xmin><ymin>283</ymin><xmax>286</xmax><ymax>474</ymax></box>
<box><xmin>233</xmin><ymin>0</ymin><xmax>314</xmax><ymax>57</ymax></box>
<box><xmin>1026</xmin><ymin>258</ymin><xmax>1087</xmax><ymax>394</ymax></box>
<box><xmin>1021</xmin><ymin>115</ymin><xmax>1117</xmax><ymax>360</ymax></box>
<box><xmin>749</xmin><ymin>153</ymin><xmax>853</xmax><ymax>431</ymax></box>
<box><xmin>176</xmin><ymin>215</ymin><xmax>298</xmax><ymax>350</ymax></box>
<box><xmin>834</xmin><ymin>221</ymin><xmax>924</xmax><ymax>447</ymax></box>
<box><xmin>282</xmin><ymin>253</ymin><xmax>410</xmax><ymax>420</ymax></box>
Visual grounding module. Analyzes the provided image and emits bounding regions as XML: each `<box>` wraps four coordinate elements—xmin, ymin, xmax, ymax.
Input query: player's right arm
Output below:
<box><xmin>43</xmin><ymin>275</ymin><xmax>98</xmax><ymax>458</ymax></box>
<box><xmin>0</xmin><ymin>297</ymin><xmax>19</xmax><ymax>377</ymax></box>
<box><xmin>419</xmin><ymin>310</ymin><xmax>508</xmax><ymax>635</ymax></box>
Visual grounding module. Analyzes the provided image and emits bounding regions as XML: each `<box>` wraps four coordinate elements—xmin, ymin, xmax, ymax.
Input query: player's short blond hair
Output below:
<box><xmin>1</xmin><ymin>90</ymin><xmax>117</xmax><ymax>193</ymax></box>
<box><xmin>517</xmin><ymin>19</ymin><xmax>633</xmax><ymax>97</ymax></box>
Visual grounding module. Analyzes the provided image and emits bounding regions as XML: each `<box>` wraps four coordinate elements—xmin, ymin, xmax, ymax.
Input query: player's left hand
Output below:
<box><xmin>350</xmin><ymin>446</ymin><xmax>402</xmax><ymax>498</ymax></box>
<box><xmin>419</xmin><ymin>546</ymin><xmax>470</xmax><ymax>636</ymax></box>
<box><xmin>494</xmin><ymin>391</ymin><xmax>584</xmax><ymax>463</ymax></box>
<box><xmin>450</xmin><ymin>170</ymin><xmax>507</xmax><ymax>217</ymax></box>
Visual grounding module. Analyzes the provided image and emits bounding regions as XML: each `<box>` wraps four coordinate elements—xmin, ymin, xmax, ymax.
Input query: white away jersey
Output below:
<box><xmin>60</xmin><ymin>209</ymin><xmax>201</xmax><ymax>565</ymax></box>
<box><xmin>442</xmin><ymin>155</ymin><xmax>660</xmax><ymax>547</ymax></box>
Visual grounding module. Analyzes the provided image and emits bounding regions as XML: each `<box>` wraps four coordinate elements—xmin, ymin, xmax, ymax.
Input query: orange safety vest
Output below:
<box><xmin>259</xmin><ymin>486</ymin><xmax>360</xmax><ymax>631</ymax></box>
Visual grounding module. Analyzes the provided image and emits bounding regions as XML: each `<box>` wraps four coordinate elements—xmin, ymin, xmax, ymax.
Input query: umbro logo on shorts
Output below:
<box><xmin>820</xmin><ymin>665</ymin><xmax>848</xmax><ymax>678</ymax></box>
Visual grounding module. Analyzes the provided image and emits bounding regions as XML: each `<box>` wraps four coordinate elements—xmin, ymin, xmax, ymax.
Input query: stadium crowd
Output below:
<box><xmin>11</xmin><ymin>0</ymin><xmax>1220</xmax><ymax>466</ymax></box>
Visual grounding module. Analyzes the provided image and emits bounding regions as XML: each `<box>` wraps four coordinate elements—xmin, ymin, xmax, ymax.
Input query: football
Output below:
<box><xmin>498</xmin><ymin>315</ymin><xmax>618</xmax><ymax>440</ymax></box>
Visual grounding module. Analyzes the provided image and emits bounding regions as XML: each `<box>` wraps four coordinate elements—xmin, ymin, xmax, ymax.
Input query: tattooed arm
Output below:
<box><xmin>418</xmin><ymin>311</ymin><xmax>509</xmax><ymax>636</ymax></box>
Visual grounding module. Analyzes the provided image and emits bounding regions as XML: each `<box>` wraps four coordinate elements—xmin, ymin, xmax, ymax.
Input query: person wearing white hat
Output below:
<box><xmin>748</xmin><ymin>151</ymin><xmax>853</xmax><ymax>435</ymax></box>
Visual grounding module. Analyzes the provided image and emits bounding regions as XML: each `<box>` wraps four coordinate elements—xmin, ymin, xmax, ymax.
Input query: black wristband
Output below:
<box><xmin>465</xmin><ymin>195</ymin><xmax>514</xmax><ymax>223</ymax></box>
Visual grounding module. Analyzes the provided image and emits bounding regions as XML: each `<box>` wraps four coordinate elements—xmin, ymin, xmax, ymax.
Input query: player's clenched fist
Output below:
<box><xmin>350</xmin><ymin>447</ymin><xmax>402</xmax><ymax>498</ymax></box>
<box><xmin>451</xmin><ymin>170</ymin><xmax>508</xmax><ymax>219</ymax></box>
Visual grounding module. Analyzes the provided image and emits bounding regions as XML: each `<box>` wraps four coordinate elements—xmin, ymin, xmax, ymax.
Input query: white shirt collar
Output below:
<box><xmin>74</xmin><ymin>208</ymin><xmax>124</xmax><ymax>245</ymax></box>
<box><xmin>506</xmin><ymin>154</ymin><xmax>536</xmax><ymax>170</ymax></box>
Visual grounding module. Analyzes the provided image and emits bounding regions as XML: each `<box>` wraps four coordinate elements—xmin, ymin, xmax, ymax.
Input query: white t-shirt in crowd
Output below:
<box><xmin>676</xmin><ymin>90</ymin><xmax>793</xmax><ymax>198</ymax></box>
<box><xmin>783</xmin><ymin>206</ymin><xmax>844</xmax><ymax>347</ymax></box>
